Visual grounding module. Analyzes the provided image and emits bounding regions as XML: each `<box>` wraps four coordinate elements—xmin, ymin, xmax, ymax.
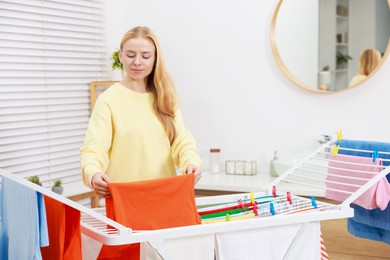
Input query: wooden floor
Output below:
<box><xmin>321</xmin><ymin>218</ymin><xmax>390</xmax><ymax>259</ymax></box>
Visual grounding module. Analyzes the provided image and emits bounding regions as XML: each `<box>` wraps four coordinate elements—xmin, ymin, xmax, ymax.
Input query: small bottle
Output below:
<box><xmin>269</xmin><ymin>150</ymin><xmax>279</xmax><ymax>177</ymax></box>
<box><xmin>210</xmin><ymin>148</ymin><xmax>221</xmax><ymax>173</ymax></box>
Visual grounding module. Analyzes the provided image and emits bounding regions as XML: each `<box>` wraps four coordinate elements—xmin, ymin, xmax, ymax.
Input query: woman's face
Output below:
<box><xmin>120</xmin><ymin>37</ymin><xmax>156</xmax><ymax>81</ymax></box>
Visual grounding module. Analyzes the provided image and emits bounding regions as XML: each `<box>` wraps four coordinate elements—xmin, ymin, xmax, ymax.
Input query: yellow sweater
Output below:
<box><xmin>80</xmin><ymin>83</ymin><xmax>202</xmax><ymax>189</ymax></box>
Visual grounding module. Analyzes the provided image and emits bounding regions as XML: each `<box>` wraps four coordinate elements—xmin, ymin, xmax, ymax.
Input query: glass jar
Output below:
<box><xmin>210</xmin><ymin>148</ymin><xmax>221</xmax><ymax>173</ymax></box>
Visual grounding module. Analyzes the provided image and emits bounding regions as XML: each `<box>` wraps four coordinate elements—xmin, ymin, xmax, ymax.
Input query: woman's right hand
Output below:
<box><xmin>91</xmin><ymin>172</ymin><xmax>112</xmax><ymax>198</ymax></box>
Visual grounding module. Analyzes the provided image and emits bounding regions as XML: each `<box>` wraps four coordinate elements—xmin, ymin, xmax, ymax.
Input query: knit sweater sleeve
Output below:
<box><xmin>80</xmin><ymin>97</ymin><xmax>113</xmax><ymax>189</ymax></box>
<box><xmin>171</xmin><ymin>109</ymin><xmax>202</xmax><ymax>173</ymax></box>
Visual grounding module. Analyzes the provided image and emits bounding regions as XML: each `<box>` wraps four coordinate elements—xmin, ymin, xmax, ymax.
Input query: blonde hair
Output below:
<box><xmin>358</xmin><ymin>48</ymin><xmax>382</xmax><ymax>76</ymax></box>
<box><xmin>120</xmin><ymin>26</ymin><xmax>178</xmax><ymax>144</ymax></box>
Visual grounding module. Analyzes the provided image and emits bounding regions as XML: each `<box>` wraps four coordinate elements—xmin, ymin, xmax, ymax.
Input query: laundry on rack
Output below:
<box><xmin>337</xmin><ymin>139</ymin><xmax>390</xmax><ymax>170</ymax></box>
<box><xmin>98</xmin><ymin>174</ymin><xmax>201</xmax><ymax>259</ymax></box>
<box><xmin>200</xmin><ymin>198</ymin><xmax>301</xmax><ymax>223</ymax></box>
<box><xmin>215</xmin><ymin>222</ymin><xmax>321</xmax><ymax>260</ymax></box>
<box><xmin>326</xmin><ymin>154</ymin><xmax>390</xmax><ymax>210</ymax></box>
<box><xmin>347</xmin><ymin>203</ymin><xmax>390</xmax><ymax>245</ymax></box>
<box><xmin>334</xmin><ymin>139</ymin><xmax>390</xmax><ymax>244</ymax></box>
<box><xmin>0</xmin><ymin>176</ymin><xmax>49</xmax><ymax>260</ymax></box>
<box><xmin>40</xmin><ymin>196</ymin><xmax>82</xmax><ymax>260</ymax></box>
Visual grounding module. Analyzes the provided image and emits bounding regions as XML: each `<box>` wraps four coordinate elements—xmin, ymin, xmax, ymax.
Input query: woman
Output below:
<box><xmin>349</xmin><ymin>48</ymin><xmax>382</xmax><ymax>87</ymax></box>
<box><xmin>80</xmin><ymin>26</ymin><xmax>202</xmax><ymax>198</ymax></box>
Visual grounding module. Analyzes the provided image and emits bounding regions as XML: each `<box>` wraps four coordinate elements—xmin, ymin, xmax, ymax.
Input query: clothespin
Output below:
<box><xmin>270</xmin><ymin>203</ymin><xmax>275</xmax><ymax>215</ymax></box>
<box><xmin>250</xmin><ymin>192</ymin><xmax>255</xmax><ymax>204</ymax></box>
<box><xmin>372</xmin><ymin>149</ymin><xmax>379</xmax><ymax>163</ymax></box>
<box><xmin>252</xmin><ymin>204</ymin><xmax>259</xmax><ymax>216</ymax></box>
<box><xmin>238</xmin><ymin>199</ymin><xmax>246</xmax><ymax>211</ymax></box>
<box><xmin>336</xmin><ymin>130</ymin><xmax>343</xmax><ymax>143</ymax></box>
<box><xmin>287</xmin><ymin>191</ymin><xmax>292</xmax><ymax>205</ymax></box>
<box><xmin>272</xmin><ymin>186</ymin><xmax>277</xmax><ymax>198</ymax></box>
<box><xmin>311</xmin><ymin>196</ymin><xmax>318</xmax><ymax>209</ymax></box>
<box><xmin>226</xmin><ymin>213</ymin><xmax>231</xmax><ymax>221</ymax></box>
<box><xmin>331</xmin><ymin>145</ymin><xmax>339</xmax><ymax>157</ymax></box>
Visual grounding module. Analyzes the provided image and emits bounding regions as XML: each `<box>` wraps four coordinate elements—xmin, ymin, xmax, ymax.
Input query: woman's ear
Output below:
<box><xmin>118</xmin><ymin>50</ymin><xmax>122</xmax><ymax>63</ymax></box>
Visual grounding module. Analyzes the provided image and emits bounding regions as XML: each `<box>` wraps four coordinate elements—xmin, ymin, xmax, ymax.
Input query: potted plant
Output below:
<box><xmin>111</xmin><ymin>50</ymin><xmax>123</xmax><ymax>71</ymax></box>
<box><xmin>28</xmin><ymin>175</ymin><xmax>42</xmax><ymax>186</ymax></box>
<box><xmin>336</xmin><ymin>51</ymin><xmax>352</xmax><ymax>69</ymax></box>
<box><xmin>51</xmin><ymin>179</ymin><xmax>64</xmax><ymax>195</ymax></box>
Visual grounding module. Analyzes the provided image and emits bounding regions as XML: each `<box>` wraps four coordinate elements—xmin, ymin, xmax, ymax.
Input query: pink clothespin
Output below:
<box><xmin>238</xmin><ymin>199</ymin><xmax>245</xmax><ymax>211</ymax></box>
<box><xmin>287</xmin><ymin>191</ymin><xmax>292</xmax><ymax>205</ymax></box>
<box><xmin>272</xmin><ymin>186</ymin><xmax>277</xmax><ymax>198</ymax></box>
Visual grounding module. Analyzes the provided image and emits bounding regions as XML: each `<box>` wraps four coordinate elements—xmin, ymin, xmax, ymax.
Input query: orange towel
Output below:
<box><xmin>41</xmin><ymin>196</ymin><xmax>82</xmax><ymax>260</ymax></box>
<box><xmin>98</xmin><ymin>174</ymin><xmax>201</xmax><ymax>259</ymax></box>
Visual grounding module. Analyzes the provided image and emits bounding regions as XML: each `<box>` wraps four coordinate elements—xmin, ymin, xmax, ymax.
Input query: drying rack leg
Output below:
<box><xmin>283</xmin><ymin>222</ymin><xmax>316</xmax><ymax>260</ymax></box>
<box><xmin>143</xmin><ymin>240</ymin><xmax>173</xmax><ymax>260</ymax></box>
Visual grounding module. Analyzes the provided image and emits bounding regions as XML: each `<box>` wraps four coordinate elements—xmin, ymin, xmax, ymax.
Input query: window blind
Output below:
<box><xmin>0</xmin><ymin>0</ymin><xmax>107</xmax><ymax>187</ymax></box>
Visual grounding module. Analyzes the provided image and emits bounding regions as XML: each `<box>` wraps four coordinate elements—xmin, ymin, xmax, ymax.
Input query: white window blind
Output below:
<box><xmin>0</xmin><ymin>0</ymin><xmax>107</xmax><ymax>187</ymax></box>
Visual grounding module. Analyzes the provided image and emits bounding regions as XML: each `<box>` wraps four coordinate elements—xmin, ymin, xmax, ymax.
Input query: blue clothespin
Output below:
<box><xmin>270</xmin><ymin>203</ymin><xmax>275</xmax><ymax>215</ymax></box>
<box><xmin>311</xmin><ymin>196</ymin><xmax>318</xmax><ymax>209</ymax></box>
<box><xmin>372</xmin><ymin>149</ymin><xmax>379</xmax><ymax>163</ymax></box>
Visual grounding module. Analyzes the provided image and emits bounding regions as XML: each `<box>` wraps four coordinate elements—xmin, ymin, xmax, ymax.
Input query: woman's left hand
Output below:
<box><xmin>186</xmin><ymin>164</ymin><xmax>202</xmax><ymax>185</ymax></box>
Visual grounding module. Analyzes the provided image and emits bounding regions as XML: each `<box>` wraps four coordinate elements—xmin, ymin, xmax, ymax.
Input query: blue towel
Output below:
<box><xmin>351</xmin><ymin>203</ymin><xmax>390</xmax><ymax>230</ymax></box>
<box><xmin>337</xmin><ymin>139</ymin><xmax>390</xmax><ymax>169</ymax></box>
<box><xmin>336</xmin><ymin>139</ymin><xmax>390</xmax><ymax>244</ymax></box>
<box><xmin>0</xmin><ymin>176</ymin><xmax>49</xmax><ymax>260</ymax></box>
<box><xmin>348</xmin><ymin>217</ymin><xmax>390</xmax><ymax>245</ymax></box>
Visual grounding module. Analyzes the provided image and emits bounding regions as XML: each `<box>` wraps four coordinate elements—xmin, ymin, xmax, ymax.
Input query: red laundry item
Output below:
<box><xmin>98</xmin><ymin>174</ymin><xmax>201</xmax><ymax>260</ymax></box>
<box><xmin>41</xmin><ymin>196</ymin><xmax>82</xmax><ymax>260</ymax></box>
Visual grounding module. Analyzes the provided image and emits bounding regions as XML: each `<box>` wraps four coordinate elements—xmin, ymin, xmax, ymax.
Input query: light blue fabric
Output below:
<box><xmin>336</xmin><ymin>139</ymin><xmax>390</xmax><ymax>244</ymax></box>
<box><xmin>0</xmin><ymin>177</ymin><xmax>49</xmax><ymax>260</ymax></box>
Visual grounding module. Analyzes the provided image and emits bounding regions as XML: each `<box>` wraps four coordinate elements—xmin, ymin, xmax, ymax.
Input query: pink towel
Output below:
<box><xmin>326</xmin><ymin>154</ymin><xmax>390</xmax><ymax>210</ymax></box>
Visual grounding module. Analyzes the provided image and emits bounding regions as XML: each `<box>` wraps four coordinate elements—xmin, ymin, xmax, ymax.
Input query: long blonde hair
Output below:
<box><xmin>120</xmin><ymin>26</ymin><xmax>178</xmax><ymax>144</ymax></box>
<box><xmin>358</xmin><ymin>48</ymin><xmax>382</xmax><ymax>76</ymax></box>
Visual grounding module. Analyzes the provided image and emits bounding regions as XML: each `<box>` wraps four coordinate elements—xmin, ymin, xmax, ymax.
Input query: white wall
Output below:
<box><xmin>104</xmin><ymin>0</ymin><xmax>390</xmax><ymax>173</ymax></box>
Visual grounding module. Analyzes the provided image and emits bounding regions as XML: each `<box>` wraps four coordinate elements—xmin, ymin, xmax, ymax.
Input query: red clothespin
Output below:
<box><xmin>272</xmin><ymin>185</ymin><xmax>277</xmax><ymax>198</ymax></box>
<box><xmin>287</xmin><ymin>191</ymin><xmax>292</xmax><ymax>205</ymax></box>
<box><xmin>252</xmin><ymin>204</ymin><xmax>258</xmax><ymax>216</ymax></box>
<box><xmin>238</xmin><ymin>199</ymin><xmax>245</xmax><ymax>211</ymax></box>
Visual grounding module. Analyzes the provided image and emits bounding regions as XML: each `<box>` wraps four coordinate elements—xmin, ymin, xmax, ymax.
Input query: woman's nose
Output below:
<box><xmin>134</xmin><ymin>55</ymin><xmax>141</xmax><ymax>65</ymax></box>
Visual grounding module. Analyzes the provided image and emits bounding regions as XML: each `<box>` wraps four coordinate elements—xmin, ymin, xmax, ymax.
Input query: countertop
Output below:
<box><xmin>195</xmin><ymin>171</ymin><xmax>325</xmax><ymax>197</ymax></box>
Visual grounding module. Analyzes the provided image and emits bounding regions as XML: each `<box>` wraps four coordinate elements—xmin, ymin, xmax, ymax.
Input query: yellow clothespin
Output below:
<box><xmin>226</xmin><ymin>213</ymin><xmax>231</xmax><ymax>221</ymax></box>
<box><xmin>336</xmin><ymin>130</ymin><xmax>343</xmax><ymax>142</ymax></box>
<box><xmin>332</xmin><ymin>145</ymin><xmax>339</xmax><ymax>157</ymax></box>
<box><xmin>250</xmin><ymin>192</ymin><xmax>255</xmax><ymax>204</ymax></box>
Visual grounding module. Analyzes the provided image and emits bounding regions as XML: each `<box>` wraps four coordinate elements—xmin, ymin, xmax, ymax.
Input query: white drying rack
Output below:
<box><xmin>1</xmin><ymin>140</ymin><xmax>389</xmax><ymax>259</ymax></box>
<box><xmin>267</xmin><ymin>140</ymin><xmax>390</xmax><ymax>209</ymax></box>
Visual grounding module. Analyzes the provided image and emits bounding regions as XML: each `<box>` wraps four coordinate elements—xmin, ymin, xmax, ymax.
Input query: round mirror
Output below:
<box><xmin>271</xmin><ymin>0</ymin><xmax>390</xmax><ymax>93</ymax></box>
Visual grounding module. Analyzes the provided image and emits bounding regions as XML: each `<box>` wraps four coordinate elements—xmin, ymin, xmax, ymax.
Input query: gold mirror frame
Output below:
<box><xmin>270</xmin><ymin>0</ymin><xmax>390</xmax><ymax>93</ymax></box>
